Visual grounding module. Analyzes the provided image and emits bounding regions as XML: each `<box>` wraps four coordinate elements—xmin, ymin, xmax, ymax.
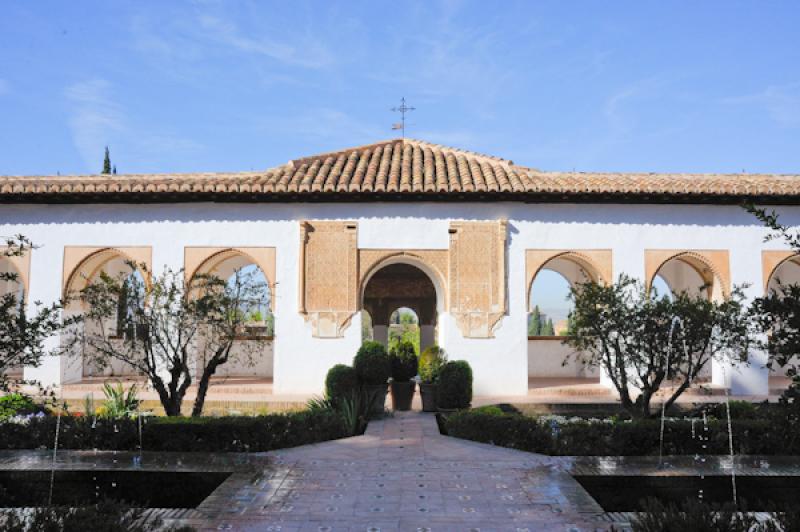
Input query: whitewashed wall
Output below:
<box><xmin>2</xmin><ymin>201</ymin><xmax>798</xmax><ymax>396</ymax></box>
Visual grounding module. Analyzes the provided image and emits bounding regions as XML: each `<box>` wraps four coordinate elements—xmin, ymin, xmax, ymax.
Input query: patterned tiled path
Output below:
<box><xmin>203</xmin><ymin>412</ymin><xmax>606</xmax><ymax>531</ymax></box>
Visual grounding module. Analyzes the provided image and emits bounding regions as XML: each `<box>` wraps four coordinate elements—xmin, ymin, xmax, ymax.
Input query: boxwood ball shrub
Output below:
<box><xmin>325</xmin><ymin>364</ymin><xmax>359</xmax><ymax>405</ymax></box>
<box><xmin>390</xmin><ymin>341</ymin><xmax>418</xmax><ymax>382</ymax></box>
<box><xmin>353</xmin><ymin>341</ymin><xmax>391</xmax><ymax>385</ymax></box>
<box><xmin>437</xmin><ymin>360</ymin><xmax>473</xmax><ymax>409</ymax></box>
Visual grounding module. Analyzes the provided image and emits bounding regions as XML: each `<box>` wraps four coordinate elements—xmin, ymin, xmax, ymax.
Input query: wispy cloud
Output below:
<box><xmin>64</xmin><ymin>79</ymin><xmax>203</xmax><ymax>173</ymax></box>
<box><xmin>722</xmin><ymin>82</ymin><xmax>800</xmax><ymax>127</ymax></box>
<box><xmin>64</xmin><ymin>79</ymin><xmax>124</xmax><ymax>171</ymax></box>
<box><xmin>197</xmin><ymin>14</ymin><xmax>335</xmax><ymax>70</ymax></box>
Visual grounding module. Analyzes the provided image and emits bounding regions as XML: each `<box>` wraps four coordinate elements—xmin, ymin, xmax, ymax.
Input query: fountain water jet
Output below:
<box><xmin>47</xmin><ymin>408</ymin><xmax>62</xmax><ymax>506</ymax></box>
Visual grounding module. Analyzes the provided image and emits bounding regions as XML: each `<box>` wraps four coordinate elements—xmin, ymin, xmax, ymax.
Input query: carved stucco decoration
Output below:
<box><xmin>62</xmin><ymin>246</ymin><xmax>152</xmax><ymax>298</ymax></box>
<box><xmin>0</xmin><ymin>245</ymin><xmax>31</xmax><ymax>300</ymax></box>
<box><xmin>184</xmin><ymin>247</ymin><xmax>277</xmax><ymax>311</ymax></box>
<box><xmin>644</xmin><ymin>249</ymin><xmax>731</xmax><ymax>298</ymax></box>
<box><xmin>299</xmin><ymin>221</ymin><xmax>358</xmax><ymax>338</ymax></box>
<box><xmin>525</xmin><ymin>249</ymin><xmax>613</xmax><ymax>309</ymax></box>
<box><xmin>762</xmin><ymin>250</ymin><xmax>800</xmax><ymax>292</ymax></box>
<box><xmin>448</xmin><ymin>220</ymin><xmax>508</xmax><ymax>338</ymax></box>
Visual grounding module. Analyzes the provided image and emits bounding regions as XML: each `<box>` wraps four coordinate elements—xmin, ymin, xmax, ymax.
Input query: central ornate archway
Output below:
<box><xmin>361</xmin><ymin>260</ymin><xmax>441</xmax><ymax>352</ymax></box>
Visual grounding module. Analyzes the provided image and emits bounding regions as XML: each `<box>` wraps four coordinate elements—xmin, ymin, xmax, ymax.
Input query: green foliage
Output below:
<box><xmin>0</xmin><ymin>236</ymin><xmax>67</xmax><ymax>391</ymax></box>
<box><xmin>389</xmin><ymin>340</ymin><xmax>418</xmax><ymax>382</ymax></box>
<box><xmin>388</xmin><ymin>309</ymin><xmax>420</xmax><ymax>355</ymax></box>
<box><xmin>102</xmin><ymin>146</ymin><xmax>112</xmax><ymax>174</ymax></box>
<box><xmin>324</xmin><ymin>364</ymin><xmax>359</xmax><ymax>406</ymax></box>
<box><xmin>418</xmin><ymin>345</ymin><xmax>447</xmax><ymax>384</ymax></box>
<box><xmin>750</xmin><ymin>282</ymin><xmax>800</xmax><ymax>378</ymax></box>
<box><xmin>565</xmin><ymin>274</ymin><xmax>754</xmax><ymax>418</ymax></box>
<box><xmin>338</xmin><ymin>391</ymin><xmax>369</xmax><ymax>436</ymax></box>
<box><xmin>708</xmin><ymin>400</ymin><xmax>758</xmax><ymax>420</ymax></box>
<box><xmin>0</xmin><ymin>411</ymin><xmax>348</xmax><ymax>452</ymax></box>
<box><xmin>100</xmin><ymin>382</ymin><xmax>140</xmax><ymax>419</ymax></box>
<box><xmin>437</xmin><ymin>360</ymin><xmax>473</xmax><ymax>409</ymax></box>
<box><xmin>528</xmin><ymin>305</ymin><xmax>541</xmax><ymax>336</ymax></box>
<box><xmin>353</xmin><ymin>341</ymin><xmax>391</xmax><ymax>385</ymax></box>
<box><xmin>444</xmin><ymin>408</ymin><xmax>800</xmax><ymax>456</ymax></box>
<box><xmin>0</xmin><ymin>393</ymin><xmax>39</xmax><ymax>421</ymax></box>
<box><xmin>73</xmin><ymin>264</ymin><xmax>270</xmax><ymax>417</ymax></box>
<box><xmin>0</xmin><ymin>498</ymin><xmax>194</xmax><ymax>532</ymax></box>
<box><xmin>631</xmin><ymin>498</ymin><xmax>757</xmax><ymax>532</ymax></box>
<box><xmin>541</xmin><ymin>318</ymin><xmax>555</xmax><ymax>336</ymax></box>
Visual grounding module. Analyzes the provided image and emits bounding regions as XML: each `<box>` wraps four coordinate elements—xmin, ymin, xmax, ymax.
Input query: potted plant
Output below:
<box><xmin>437</xmin><ymin>360</ymin><xmax>473</xmax><ymax>412</ymax></box>
<box><xmin>353</xmin><ymin>341</ymin><xmax>391</xmax><ymax>415</ymax></box>
<box><xmin>389</xmin><ymin>340</ymin><xmax>418</xmax><ymax>411</ymax></box>
<box><xmin>418</xmin><ymin>345</ymin><xmax>446</xmax><ymax>412</ymax></box>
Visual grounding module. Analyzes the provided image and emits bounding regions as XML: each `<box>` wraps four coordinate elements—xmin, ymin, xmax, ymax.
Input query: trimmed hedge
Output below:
<box><xmin>0</xmin><ymin>410</ymin><xmax>348</xmax><ymax>452</ymax></box>
<box><xmin>443</xmin><ymin>409</ymin><xmax>799</xmax><ymax>456</ymax></box>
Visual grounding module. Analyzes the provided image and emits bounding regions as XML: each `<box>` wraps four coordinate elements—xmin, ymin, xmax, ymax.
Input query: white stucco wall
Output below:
<box><xmin>527</xmin><ymin>338</ymin><xmax>599</xmax><ymax>378</ymax></box>
<box><xmin>2</xmin><ymin>201</ymin><xmax>797</xmax><ymax>397</ymax></box>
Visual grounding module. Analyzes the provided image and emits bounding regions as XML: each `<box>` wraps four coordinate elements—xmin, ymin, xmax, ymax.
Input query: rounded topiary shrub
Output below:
<box><xmin>325</xmin><ymin>364</ymin><xmax>359</xmax><ymax>404</ymax></box>
<box><xmin>437</xmin><ymin>360</ymin><xmax>473</xmax><ymax>409</ymax></box>
<box><xmin>390</xmin><ymin>341</ymin><xmax>418</xmax><ymax>382</ymax></box>
<box><xmin>353</xmin><ymin>341</ymin><xmax>391</xmax><ymax>385</ymax></box>
<box><xmin>418</xmin><ymin>345</ymin><xmax>446</xmax><ymax>384</ymax></box>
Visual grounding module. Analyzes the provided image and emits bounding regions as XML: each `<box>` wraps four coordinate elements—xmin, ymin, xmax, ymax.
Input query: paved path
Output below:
<box><xmin>203</xmin><ymin>412</ymin><xmax>607</xmax><ymax>531</ymax></box>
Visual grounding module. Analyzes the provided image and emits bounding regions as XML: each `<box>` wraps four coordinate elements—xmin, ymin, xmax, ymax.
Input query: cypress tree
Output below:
<box><xmin>102</xmin><ymin>147</ymin><xmax>111</xmax><ymax>174</ymax></box>
<box><xmin>542</xmin><ymin>318</ymin><xmax>555</xmax><ymax>336</ymax></box>
<box><xmin>529</xmin><ymin>305</ymin><xmax>541</xmax><ymax>336</ymax></box>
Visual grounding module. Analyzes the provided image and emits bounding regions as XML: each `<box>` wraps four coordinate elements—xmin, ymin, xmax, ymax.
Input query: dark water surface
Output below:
<box><xmin>0</xmin><ymin>470</ymin><xmax>230</xmax><ymax>508</ymax></box>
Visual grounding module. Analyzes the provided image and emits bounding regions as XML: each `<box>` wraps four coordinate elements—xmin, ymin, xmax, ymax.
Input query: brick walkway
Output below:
<box><xmin>204</xmin><ymin>412</ymin><xmax>605</xmax><ymax>531</ymax></box>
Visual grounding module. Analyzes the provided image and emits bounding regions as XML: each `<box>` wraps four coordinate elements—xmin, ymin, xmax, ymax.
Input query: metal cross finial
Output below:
<box><xmin>391</xmin><ymin>97</ymin><xmax>415</xmax><ymax>139</ymax></box>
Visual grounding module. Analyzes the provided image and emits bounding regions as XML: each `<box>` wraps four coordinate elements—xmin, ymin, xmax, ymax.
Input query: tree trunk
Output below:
<box><xmin>191</xmin><ymin>360</ymin><xmax>220</xmax><ymax>417</ymax></box>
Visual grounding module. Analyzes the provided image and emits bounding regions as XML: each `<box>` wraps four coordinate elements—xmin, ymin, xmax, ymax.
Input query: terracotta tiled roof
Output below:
<box><xmin>2</xmin><ymin>138</ymin><xmax>799</xmax><ymax>203</ymax></box>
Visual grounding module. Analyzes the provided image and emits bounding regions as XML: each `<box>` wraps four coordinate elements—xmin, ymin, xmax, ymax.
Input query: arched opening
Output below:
<box><xmin>527</xmin><ymin>254</ymin><xmax>601</xmax><ymax>387</ymax></box>
<box><xmin>0</xmin><ymin>258</ymin><xmax>25</xmax><ymax>379</ymax></box>
<box><xmin>650</xmin><ymin>254</ymin><xmax>723</xmax><ymax>302</ymax></box>
<box><xmin>63</xmin><ymin>249</ymin><xmax>145</xmax><ymax>381</ymax></box>
<box><xmin>191</xmin><ymin>250</ymin><xmax>274</xmax><ymax>379</ymax></box>
<box><xmin>650</xmin><ymin>254</ymin><xmax>725</xmax><ymax>386</ymax></box>
<box><xmin>765</xmin><ymin>254</ymin><xmax>800</xmax><ymax>389</ymax></box>
<box><xmin>362</xmin><ymin>263</ymin><xmax>438</xmax><ymax>353</ymax></box>
<box><xmin>767</xmin><ymin>255</ymin><xmax>800</xmax><ymax>294</ymax></box>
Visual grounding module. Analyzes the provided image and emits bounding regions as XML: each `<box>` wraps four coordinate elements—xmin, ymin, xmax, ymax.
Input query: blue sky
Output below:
<box><xmin>1</xmin><ymin>1</ymin><xmax>799</xmax><ymax>176</ymax></box>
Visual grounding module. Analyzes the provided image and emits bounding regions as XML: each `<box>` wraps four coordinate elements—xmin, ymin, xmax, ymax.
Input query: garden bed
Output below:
<box><xmin>439</xmin><ymin>406</ymin><xmax>800</xmax><ymax>456</ymax></box>
<box><xmin>0</xmin><ymin>410</ymin><xmax>349</xmax><ymax>452</ymax></box>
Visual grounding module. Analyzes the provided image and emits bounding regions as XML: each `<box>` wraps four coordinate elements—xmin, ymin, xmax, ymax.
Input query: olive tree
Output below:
<box><xmin>71</xmin><ymin>263</ymin><xmax>270</xmax><ymax>416</ymax></box>
<box><xmin>0</xmin><ymin>236</ymin><xmax>65</xmax><ymax>390</ymax></box>
<box><xmin>747</xmin><ymin>205</ymin><xmax>800</xmax><ymax>379</ymax></box>
<box><xmin>564</xmin><ymin>275</ymin><xmax>753</xmax><ymax>418</ymax></box>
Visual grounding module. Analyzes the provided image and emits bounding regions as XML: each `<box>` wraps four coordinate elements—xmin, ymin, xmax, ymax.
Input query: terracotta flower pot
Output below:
<box><xmin>363</xmin><ymin>383</ymin><xmax>389</xmax><ymax>415</ymax></box>
<box><xmin>419</xmin><ymin>383</ymin><xmax>438</xmax><ymax>412</ymax></box>
<box><xmin>390</xmin><ymin>380</ymin><xmax>416</xmax><ymax>411</ymax></box>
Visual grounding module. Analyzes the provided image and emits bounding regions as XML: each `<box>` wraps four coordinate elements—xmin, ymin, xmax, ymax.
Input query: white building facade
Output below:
<box><xmin>2</xmin><ymin>139</ymin><xmax>799</xmax><ymax>398</ymax></box>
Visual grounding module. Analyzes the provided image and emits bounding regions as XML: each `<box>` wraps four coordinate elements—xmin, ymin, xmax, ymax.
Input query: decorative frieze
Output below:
<box><xmin>298</xmin><ymin>221</ymin><xmax>358</xmax><ymax>338</ymax></box>
<box><xmin>448</xmin><ymin>220</ymin><xmax>508</xmax><ymax>338</ymax></box>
